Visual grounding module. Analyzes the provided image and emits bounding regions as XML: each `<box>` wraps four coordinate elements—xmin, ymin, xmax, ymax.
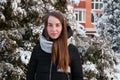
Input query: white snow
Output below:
<box><xmin>76</xmin><ymin>21</ymin><xmax>86</xmax><ymax>36</ymax></box>
<box><xmin>0</xmin><ymin>12</ymin><xmax>5</xmax><ymax>21</ymax></box>
<box><xmin>83</xmin><ymin>61</ymin><xmax>98</xmax><ymax>75</ymax></box>
<box><xmin>16</xmin><ymin>48</ymin><xmax>31</xmax><ymax>65</ymax></box>
<box><xmin>114</xmin><ymin>64</ymin><xmax>120</xmax><ymax>80</ymax></box>
<box><xmin>0</xmin><ymin>0</ymin><xmax>6</xmax><ymax>3</ymax></box>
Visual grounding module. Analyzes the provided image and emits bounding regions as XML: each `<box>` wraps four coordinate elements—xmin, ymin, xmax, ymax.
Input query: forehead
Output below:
<box><xmin>48</xmin><ymin>16</ymin><xmax>61</xmax><ymax>23</ymax></box>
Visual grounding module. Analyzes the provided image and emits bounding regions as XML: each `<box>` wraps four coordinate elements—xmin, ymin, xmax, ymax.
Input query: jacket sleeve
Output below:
<box><xmin>70</xmin><ymin>44</ymin><xmax>83</xmax><ymax>80</ymax></box>
<box><xmin>26</xmin><ymin>45</ymin><xmax>38</xmax><ymax>80</ymax></box>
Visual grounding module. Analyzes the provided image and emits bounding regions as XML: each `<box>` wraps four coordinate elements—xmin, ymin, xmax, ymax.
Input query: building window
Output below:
<box><xmin>71</xmin><ymin>0</ymin><xmax>75</xmax><ymax>4</ymax></box>
<box><xmin>91</xmin><ymin>13</ymin><xmax>102</xmax><ymax>23</ymax></box>
<box><xmin>92</xmin><ymin>0</ymin><xmax>103</xmax><ymax>10</ymax></box>
<box><xmin>74</xmin><ymin>9</ymin><xmax>86</xmax><ymax>23</ymax></box>
<box><xmin>91</xmin><ymin>13</ymin><xmax>95</xmax><ymax>23</ymax></box>
<box><xmin>70</xmin><ymin>0</ymin><xmax>81</xmax><ymax>4</ymax></box>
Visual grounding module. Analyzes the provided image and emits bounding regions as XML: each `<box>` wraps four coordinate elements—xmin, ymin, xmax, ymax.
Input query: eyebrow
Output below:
<box><xmin>48</xmin><ymin>22</ymin><xmax>61</xmax><ymax>24</ymax></box>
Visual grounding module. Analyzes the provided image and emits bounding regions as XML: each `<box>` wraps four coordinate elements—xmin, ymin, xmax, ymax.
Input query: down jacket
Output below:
<box><xmin>26</xmin><ymin>26</ymin><xmax>83</xmax><ymax>80</ymax></box>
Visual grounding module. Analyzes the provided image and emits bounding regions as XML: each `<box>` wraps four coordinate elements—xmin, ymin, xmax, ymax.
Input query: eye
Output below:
<box><xmin>56</xmin><ymin>23</ymin><xmax>61</xmax><ymax>27</ymax></box>
<box><xmin>48</xmin><ymin>23</ymin><xmax>52</xmax><ymax>27</ymax></box>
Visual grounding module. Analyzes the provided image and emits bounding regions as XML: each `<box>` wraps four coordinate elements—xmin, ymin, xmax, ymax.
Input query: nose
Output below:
<box><xmin>52</xmin><ymin>26</ymin><xmax>57</xmax><ymax>31</ymax></box>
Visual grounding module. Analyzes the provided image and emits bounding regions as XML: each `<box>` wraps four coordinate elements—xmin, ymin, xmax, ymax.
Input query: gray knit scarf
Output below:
<box><xmin>40</xmin><ymin>35</ymin><xmax>53</xmax><ymax>53</ymax></box>
<box><xmin>40</xmin><ymin>35</ymin><xmax>72</xmax><ymax>54</ymax></box>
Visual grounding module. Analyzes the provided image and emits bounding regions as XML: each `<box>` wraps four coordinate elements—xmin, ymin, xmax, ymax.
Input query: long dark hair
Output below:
<box><xmin>43</xmin><ymin>11</ymin><xmax>69</xmax><ymax>73</ymax></box>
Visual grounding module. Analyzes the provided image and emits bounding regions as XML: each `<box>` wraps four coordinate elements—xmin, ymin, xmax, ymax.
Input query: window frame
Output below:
<box><xmin>74</xmin><ymin>9</ymin><xmax>86</xmax><ymax>23</ymax></box>
<box><xmin>92</xmin><ymin>0</ymin><xmax>103</xmax><ymax>10</ymax></box>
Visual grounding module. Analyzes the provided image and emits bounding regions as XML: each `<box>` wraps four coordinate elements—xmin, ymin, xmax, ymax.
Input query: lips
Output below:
<box><xmin>51</xmin><ymin>33</ymin><xmax>57</xmax><ymax>36</ymax></box>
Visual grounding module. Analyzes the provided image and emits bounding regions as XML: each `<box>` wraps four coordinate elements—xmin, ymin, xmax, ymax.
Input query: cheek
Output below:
<box><xmin>59</xmin><ymin>27</ymin><xmax>62</xmax><ymax>33</ymax></box>
<box><xmin>47</xmin><ymin>27</ymin><xmax>54</xmax><ymax>38</ymax></box>
<box><xmin>47</xmin><ymin>28</ymin><xmax>51</xmax><ymax>35</ymax></box>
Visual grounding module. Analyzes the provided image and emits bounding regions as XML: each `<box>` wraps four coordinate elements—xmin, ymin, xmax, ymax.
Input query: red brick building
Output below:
<box><xmin>71</xmin><ymin>0</ymin><xmax>103</xmax><ymax>36</ymax></box>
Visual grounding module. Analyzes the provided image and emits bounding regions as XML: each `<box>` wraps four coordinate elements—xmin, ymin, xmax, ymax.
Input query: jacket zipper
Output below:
<box><xmin>49</xmin><ymin>61</ymin><xmax>52</xmax><ymax>80</ymax></box>
<box><xmin>49</xmin><ymin>61</ymin><xmax>70</xmax><ymax>80</ymax></box>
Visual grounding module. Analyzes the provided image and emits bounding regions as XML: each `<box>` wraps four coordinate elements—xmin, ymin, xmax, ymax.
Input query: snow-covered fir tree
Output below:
<box><xmin>83</xmin><ymin>0</ymin><xmax>120</xmax><ymax>80</ymax></box>
<box><xmin>96</xmin><ymin>0</ymin><xmax>120</xmax><ymax>79</ymax></box>
<box><xmin>96</xmin><ymin>0</ymin><xmax>120</xmax><ymax>54</ymax></box>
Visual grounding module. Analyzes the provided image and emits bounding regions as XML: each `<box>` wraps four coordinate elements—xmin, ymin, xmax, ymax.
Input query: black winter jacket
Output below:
<box><xmin>26</xmin><ymin>43</ymin><xmax>83</xmax><ymax>80</ymax></box>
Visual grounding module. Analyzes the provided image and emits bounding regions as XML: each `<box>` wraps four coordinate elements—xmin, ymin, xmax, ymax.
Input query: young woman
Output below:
<box><xmin>26</xmin><ymin>11</ymin><xmax>83</xmax><ymax>80</ymax></box>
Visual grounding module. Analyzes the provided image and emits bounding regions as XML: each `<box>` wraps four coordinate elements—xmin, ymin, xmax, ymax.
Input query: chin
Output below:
<box><xmin>51</xmin><ymin>38</ymin><xmax>58</xmax><ymax>40</ymax></box>
<box><xmin>51</xmin><ymin>36</ymin><xmax>59</xmax><ymax>40</ymax></box>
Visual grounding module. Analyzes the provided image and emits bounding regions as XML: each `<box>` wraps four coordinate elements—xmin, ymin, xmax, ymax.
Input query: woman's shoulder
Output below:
<box><xmin>68</xmin><ymin>44</ymin><xmax>78</xmax><ymax>51</ymax></box>
<box><xmin>31</xmin><ymin>43</ymin><xmax>45</xmax><ymax>56</ymax></box>
<box><xmin>32</xmin><ymin>43</ymin><xmax>42</xmax><ymax>53</ymax></box>
<box><xmin>68</xmin><ymin>44</ymin><xmax>79</xmax><ymax>56</ymax></box>
<box><xmin>32</xmin><ymin>43</ymin><xmax>49</xmax><ymax>54</ymax></box>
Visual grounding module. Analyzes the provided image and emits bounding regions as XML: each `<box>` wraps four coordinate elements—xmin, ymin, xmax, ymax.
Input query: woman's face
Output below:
<box><xmin>47</xmin><ymin>16</ymin><xmax>62</xmax><ymax>39</ymax></box>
